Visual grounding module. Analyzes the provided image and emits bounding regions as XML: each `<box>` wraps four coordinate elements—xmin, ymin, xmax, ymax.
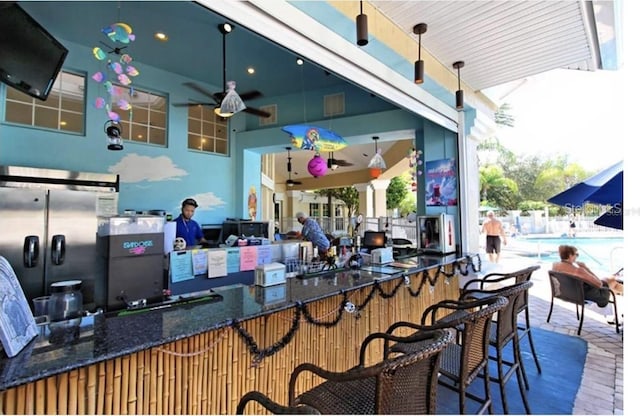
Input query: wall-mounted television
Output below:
<box><xmin>0</xmin><ymin>3</ymin><xmax>69</xmax><ymax>101</ymax></box>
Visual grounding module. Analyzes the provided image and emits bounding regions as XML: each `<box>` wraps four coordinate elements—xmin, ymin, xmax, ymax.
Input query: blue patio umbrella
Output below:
<box><xmin>547</xmin><ymin>160</ymin><xmax>623</xmax><ymax>208</ymax></box>
<box><xmin>594</xmin><ymin>203</ymin><xmax>623</xmax><ymax>230</ymax></box>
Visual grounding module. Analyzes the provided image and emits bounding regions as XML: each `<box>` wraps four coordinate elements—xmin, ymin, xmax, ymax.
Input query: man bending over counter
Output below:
<box><xmin>296</xmin><ymin>212</ymin><xmax>330</xmax><ymax>258</ymax></box>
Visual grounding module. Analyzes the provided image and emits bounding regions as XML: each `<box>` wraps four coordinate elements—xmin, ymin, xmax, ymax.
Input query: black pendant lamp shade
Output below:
<box><xmin>357</xmin><ymin>1</ymin><xmax>368</xmax><ymax>46</ymax></box>
<box><xmin>453</xmin><ymin>60</ymin><xmax>465</xmax><ymax>111</ymax></box>
<box><xmin>413</xmin><ymin>23</ymin><xmax>427</xmax><ymax>84</ymax></box>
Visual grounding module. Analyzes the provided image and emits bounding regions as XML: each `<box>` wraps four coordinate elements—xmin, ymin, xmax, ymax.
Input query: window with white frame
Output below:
<box><xmin>187</xmin><ymin>105</ymin><xmax>228</xmax><ymax>155</ymax></box>
<box><xmin>112</xmin><ymin>86</ymin><xmax>167</xmax><ymax>146</ymax></box>
<box><xmin>309</xmin><ymin>203</ymin><xmax>320</xmax><ymax>218</ymax></box>
<box><xmin>3</xmin><ymin>70</ymin><xmax>86</xmax><ymax>134</ymax></box>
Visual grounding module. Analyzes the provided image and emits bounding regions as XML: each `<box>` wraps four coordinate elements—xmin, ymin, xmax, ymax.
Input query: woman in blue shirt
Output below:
<box><xmin>175</xmin><ymin>198</ymin><xmax>206</xmax><ymax>247</ymax></box>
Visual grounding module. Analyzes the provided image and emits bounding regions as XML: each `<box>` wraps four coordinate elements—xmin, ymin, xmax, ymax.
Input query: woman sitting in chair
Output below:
<box><xmin>551</xmin><ymin>245</ymin><xmax>619</xmax><ymax>307</ymax></box>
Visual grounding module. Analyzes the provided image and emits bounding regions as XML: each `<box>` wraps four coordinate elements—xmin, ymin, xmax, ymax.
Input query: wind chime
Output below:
<box><xmin>407</xmin><ymin>146</ymin><xmax>423</xmax><ymax>192</ymax></box>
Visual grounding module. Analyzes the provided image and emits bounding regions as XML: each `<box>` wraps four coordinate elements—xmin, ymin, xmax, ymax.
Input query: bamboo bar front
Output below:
<box><xmin>0</xmin><ymin>267</ymin><xmax>459</xmax><ymax>414</ymax></box>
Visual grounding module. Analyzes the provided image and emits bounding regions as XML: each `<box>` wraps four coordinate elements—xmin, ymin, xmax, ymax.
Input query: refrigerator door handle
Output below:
<box><xmin>23</xmin><ymin>235</ymin><xmax>40</xmax><ymax>267</ymax></box>
<box><xmin>51</xmin><ymin>234</ymin><xmax>66</xmax><ymax>265</ymax></box>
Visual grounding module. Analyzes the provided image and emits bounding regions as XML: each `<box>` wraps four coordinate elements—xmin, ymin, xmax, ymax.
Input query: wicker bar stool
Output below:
<box><xmin>462</xmin><ymin>265</ymin><xmax>542</xmax><ymax>389</ymax></box>
<box><xmin>237</xmin><ymin>328</ymin><xmax>454</xmax><ymax>414</ymax></box>
<box><xmin>386</xmin><ymin>295</ymin><xmax>508</xmax><ymax>415</ymax></box>
<box><xmin>462</xmin><ymin>280</ymin><xmax>534</xmax><ymax>414</ymax></box>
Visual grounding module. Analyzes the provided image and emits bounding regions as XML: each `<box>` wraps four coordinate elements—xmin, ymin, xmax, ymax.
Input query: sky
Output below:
<box><xmin>483</xmin><ymin>0</ymin><xmax>631</xmax><ymax>174</ymax></box>
<box><xmin>488</xmin><ymin>68</ymin><xmax>623</xmax><ymax>172</ymax></box>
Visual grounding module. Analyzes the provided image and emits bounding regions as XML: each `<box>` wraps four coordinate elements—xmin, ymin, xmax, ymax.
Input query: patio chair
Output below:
<box><xmin>547</xmin><ymin>270</ymin><xmax>620</xmax><ymax>335</ymax></box>
<box><xmin>237</xmin><ymin>328</ymin><xmax>454</xmax><ymax>414</ymax></box>
<box><xmin>462</xmin><ymin>281</ymin><xmax>533</xmax><ymax>414</ymax></box>
<box><xmin>386</xmin><ymin>295</ymin><xmax>508</xmax><ymax>415</ymax></box>
<box><xmin>462</xmin><ymin>265</ymin><xmax>542</xmax><ymax>389</ymax></box>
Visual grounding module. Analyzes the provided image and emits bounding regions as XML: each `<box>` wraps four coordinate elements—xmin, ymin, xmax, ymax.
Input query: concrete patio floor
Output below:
<box><xmin>491</xmin><ymin>253</ymin><xmax>624</xmax><ymax>415</ymax></box>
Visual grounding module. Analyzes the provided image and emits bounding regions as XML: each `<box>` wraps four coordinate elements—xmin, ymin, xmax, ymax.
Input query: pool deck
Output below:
<box><xmin>488</xmin><ymin>249</ymin><xmax>624</xmax><ymax>414</ymax></box>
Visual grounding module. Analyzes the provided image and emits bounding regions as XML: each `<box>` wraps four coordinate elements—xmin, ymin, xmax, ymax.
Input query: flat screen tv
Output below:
<box><xmin>0</xmin><ymin>3</ymin><xmax>69</xmax><ymax>101</ymax></box>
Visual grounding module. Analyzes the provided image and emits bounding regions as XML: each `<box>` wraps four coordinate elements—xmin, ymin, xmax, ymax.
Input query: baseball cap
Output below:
<box><xmin>182</xmin><ymin>198</ymin><xmax>198</xmax><ymax>208</ymax></box>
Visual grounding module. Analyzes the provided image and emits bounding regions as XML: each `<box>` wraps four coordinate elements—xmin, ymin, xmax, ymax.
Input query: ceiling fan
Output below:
<box><xmin>173</xmin><ymin>23</ymin><xmax>271</xmax><ymax>118</ymax></box>
<box><xmin>285</xmin><ymin>147</ymin><xmax>302</xmax><ymax>187</ymax></box>
<box><xmin>326</xmin><ymin>151</ymin><xmax>354</xmax><ymax>170</ymax></box>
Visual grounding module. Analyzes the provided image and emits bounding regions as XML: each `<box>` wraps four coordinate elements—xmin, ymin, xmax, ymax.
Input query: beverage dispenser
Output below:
<box><xmin>417</xmin><ymin>214</ymin><xmax>456</xmax><ymax>254</ymax></box>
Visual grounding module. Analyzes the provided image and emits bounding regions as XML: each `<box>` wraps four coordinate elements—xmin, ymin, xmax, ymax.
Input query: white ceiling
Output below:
<box><xmin>371</xmin><ymin>0</ymin><xmax>602</xmax><ymax>91</ymax></box>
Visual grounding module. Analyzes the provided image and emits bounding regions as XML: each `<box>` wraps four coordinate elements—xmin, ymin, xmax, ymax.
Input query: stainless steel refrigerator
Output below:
<box><xmin>0</xmin><ymin>166</ymin><xmax>119</xmax><ymax>310</ymax></box>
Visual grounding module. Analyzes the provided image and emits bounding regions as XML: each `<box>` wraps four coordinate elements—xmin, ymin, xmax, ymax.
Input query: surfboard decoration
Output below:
<box><xmin>282</xmin><ymin>125</ymin><xmax>348</xmax><ymax>152</ymax></box>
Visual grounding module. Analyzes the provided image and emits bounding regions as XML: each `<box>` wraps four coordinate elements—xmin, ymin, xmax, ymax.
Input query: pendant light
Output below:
<box><xmin>368</xmin><ymin>136</ymin><xmax>386</xmax><ymax>179</ymax></box>
<box><xmin>413</xmin><ymin>23</ymin><xmax>427</xmax><ymax>84</ymax></box>
<box><xmin>453</xmin><ymin>61</ymin><xmax>465</xmax><ymax>111</ymax></box>
<box><xmin>356</xmin><ymin>1</ymin><xmax>369</xmax><ymax>46</ymax></box>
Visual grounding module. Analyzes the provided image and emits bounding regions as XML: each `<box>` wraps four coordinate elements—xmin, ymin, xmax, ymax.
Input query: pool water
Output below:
<box><xmin>517</xmin><ymin>236</ymin><xmax>624</xmax><ymax>274</ymax></box>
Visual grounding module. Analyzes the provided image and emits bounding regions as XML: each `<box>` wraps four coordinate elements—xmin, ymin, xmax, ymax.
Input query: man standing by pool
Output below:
<box><xmin>481</xmin><ymin>210</ymin><xmax>507</xmax><ymax>263</ymax></box>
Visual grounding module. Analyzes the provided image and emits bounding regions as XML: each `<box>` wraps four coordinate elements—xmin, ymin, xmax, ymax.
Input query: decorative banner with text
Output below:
<box><xmin>424</xmin><ymin>158</ymin><xmax>458</xmax><ymax>206</ymax></box>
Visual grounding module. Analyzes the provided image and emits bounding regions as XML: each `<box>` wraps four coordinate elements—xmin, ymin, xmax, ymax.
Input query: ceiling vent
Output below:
<box><xmin>324</xmin><ymin>93</ymin><xmax>345</xmax><ymax>117</ymax></box>
<box><xmin>258</xmin><ymin>104</ymin><xmax>277</xmax><ymax>126</ymax></box>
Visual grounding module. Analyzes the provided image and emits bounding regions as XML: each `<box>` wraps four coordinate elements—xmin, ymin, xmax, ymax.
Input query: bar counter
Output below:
<box><xmin>0</xmin><ymin>253</ymin><xmax>479</xmax><ymax>414</ymax></box>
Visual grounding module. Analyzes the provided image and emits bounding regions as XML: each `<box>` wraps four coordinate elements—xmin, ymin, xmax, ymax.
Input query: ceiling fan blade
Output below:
<box><xmin>239</xmin><ymin>90</ymin><xmax>263</xmax><ymax>101</ymax></box>
<box><xmin>172</xmin><ymin>102</ymin><xmax>217</xmax><ymax>107</ymax></box>
<box><xmin>184</xmin><ymin>82</ymin><xmax>216</xmax><ymax>99</ymax></box>
<box><xmin>244</xmin><ymin>106</ymin><xmax>271</xmax><ymax>118</ymax></box>
<box><xmin>335</xmin><ymin>159</ymin><xmax>354</xmax><ymax>167</ymax></box>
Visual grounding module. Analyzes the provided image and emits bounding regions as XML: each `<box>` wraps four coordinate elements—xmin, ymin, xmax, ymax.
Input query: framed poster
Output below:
<box><xmin>424</xmin><ymin>158</ymin><xmax>458</xmax><ymax>206</ymax></box>
<box><xmin>0</xmin><ymin>256</ymin><xmax>38</xmax><ymax>357</ymax></box>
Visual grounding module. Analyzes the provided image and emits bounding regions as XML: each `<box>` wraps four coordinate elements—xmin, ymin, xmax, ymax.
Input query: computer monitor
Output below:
<box><xmin>363</xmin><ymin>231</ymin><xmax>386</xmax><ymax>250</ymax></box>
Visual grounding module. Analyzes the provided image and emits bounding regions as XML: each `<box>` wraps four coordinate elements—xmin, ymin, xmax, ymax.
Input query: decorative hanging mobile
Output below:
<box><xmin>91</xmin><ymin>22</ymin><xmax>139</xmax><ymax>122</ymax></box>
<box><xmin>407</xmin><ymin>146</ymin><xmax>423</xmax><ymax>192</ymax></box>
<box><xmin>307</xmin><ymin>152</ymin><xmax>328</xmax><ymax>177</ymax></box>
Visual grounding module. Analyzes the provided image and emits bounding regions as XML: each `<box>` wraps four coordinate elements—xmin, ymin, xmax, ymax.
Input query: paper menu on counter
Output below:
<box><xmin>257</xmin><ymin>245</ymin><xmax>272</xmax><ymax>265</ymax></box>
<box><xmin>170</xmin><ymin>251</ymin><xmax>194</xmax><ymax>283</ymax></box>
<box><xmin>226</xmin><ymin>247</ymin><xmax>241</xmax><ymax>273</ymax></box>
<box><xmin>208</xmin><ymin>249</ymin><xmax>227</xmax><ymax>278</ymax></box>
<box><xmin>240</xmin><ymin>246</ymin><xmax>258</xmax><ymax>271</ymax></box>
<box><xmin>191</xmin><ymin>249</ymin><xmax>208</xmax><ymax>275</ymax></box>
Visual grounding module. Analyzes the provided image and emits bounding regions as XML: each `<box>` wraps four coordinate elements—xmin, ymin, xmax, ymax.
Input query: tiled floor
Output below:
<box><xmin>492</xmin><ymin>255</ymin><xmax>624</xmax><ymax>415</ymax></box>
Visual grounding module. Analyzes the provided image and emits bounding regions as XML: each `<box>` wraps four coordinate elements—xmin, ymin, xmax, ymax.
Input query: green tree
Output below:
<box><xmin>386</xmin><ymin>176</ymin><xmax>409</xmax><ymax>211</ymax></box>
<box><xmin>479</xmin><ymin>165</ymin><xmax>518</xmax><ymax>209</ymax></box>
<box><xmin>316</xmin><ymin>186</ymin><xmax>359</xmax><ymax>219</ymax></box>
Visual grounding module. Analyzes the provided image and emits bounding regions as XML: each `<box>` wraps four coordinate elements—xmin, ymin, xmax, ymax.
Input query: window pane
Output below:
<box><xmin>126</xmin><ymin>124</ymin><xmax>143</xmax><ymax>142</ymax></box>
<box><xmin>3</xmin><ymin>70</ymin><xmax>86</xmax><ymax>134</ymax></box>
<box><xmin>202</xmin><ymin>121</ymin><xmax>215</xmax><ymax>136</ymax></box>
<box><xmin>131</xmin><ymin>107</ymin><xmax>148</xmax><ymax>124</ymax></box>
<box><xmin>215</xmin><ymin>138</ymin><xmax>227</xmax><ymax>155</ymax></box>
<box><xmin>5</xmin><ymin>102</ymin><xmax>33</xmax><ymax>124</ymax></box>
<box><xmin>6</xmin><ymin>87</ymin><xmax>32</xmax><ymax>103</ymax></box>
<box><xmin>188</xmin><ymin>118</ymin><xmax>201</xmax><ymax>134</ymax></box>
<box><xmin>34</xmin><ymin>107</ymin><xmax>58</xmax><ymax>129</ymax></box>
<box><xmin>148</xmin><ymin>127</ymin><xmax>165</xmax><ymax>145</ymax></box>
<box><xmin>149</xmin><ymin>110</ymin><xmax>165</xmax><ymax>128</ymax></box>
<box><xmin>60</xmin><ymin>111</ymin><xmax>83</xmax><ymax>133</ymax></box>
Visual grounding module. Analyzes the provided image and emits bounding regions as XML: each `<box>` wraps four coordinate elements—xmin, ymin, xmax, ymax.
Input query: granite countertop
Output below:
<box><xmin>0</xmin><ymin>253</ymin><xmax>476</xmax><ymax>391</ymax></box>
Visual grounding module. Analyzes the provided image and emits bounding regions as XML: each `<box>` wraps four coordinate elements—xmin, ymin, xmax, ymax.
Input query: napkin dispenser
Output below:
<box><xmin>255</xmin><ymin>262</ymin><xmax>286</xmax><ymax>287</ymax></box>
<box><xmin>371</xmin><ymin>247</ymin><xmax>394</xmax><ymax>264</ymax></box>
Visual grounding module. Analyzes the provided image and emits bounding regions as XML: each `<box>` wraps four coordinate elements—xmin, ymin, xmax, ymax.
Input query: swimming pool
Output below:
<box><xmin>516</xmin><ymin>236</ymin><xmax>624</xmax><ymax>273</ymax></box>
